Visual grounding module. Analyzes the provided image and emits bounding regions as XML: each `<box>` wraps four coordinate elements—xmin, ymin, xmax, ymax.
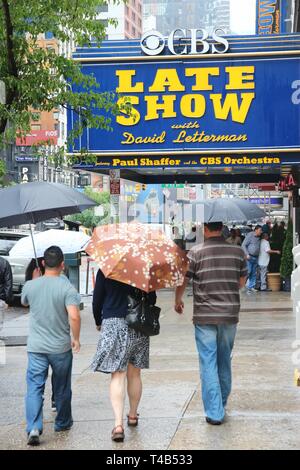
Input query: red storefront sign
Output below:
<box><xmin>16</xmin><ymin>130</ymin><xmax>58</xmax><ymax>146</ymax></box>
<box><xmin>249</xmin><ymin>183</ymin><xmax>276</xmax><ymax>191</ymax></box>
<box><xmin>277</xmin><ymin>174</ymin><xmax>297</xmax><ymax>191</ymax></box>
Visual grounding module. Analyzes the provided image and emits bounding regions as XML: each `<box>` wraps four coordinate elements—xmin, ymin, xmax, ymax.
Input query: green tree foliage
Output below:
<box><xmin>0</xmin><ymin>0</ymin><xmax>128</xmax><ymax>150</ymax></box>
<box><xmin>66</xmin><ymin>187</ymin><xmax>110</xmax><ymax>228</ymax></box>
<box><xmin>0</xmin><ymin>158</ymin><xmax>6</xmax><ymax>186</ymax></box>
<box><xmin>280</xmin><ymin>220</ymin><xmax>293</xmax><ymax>279</ymax></box>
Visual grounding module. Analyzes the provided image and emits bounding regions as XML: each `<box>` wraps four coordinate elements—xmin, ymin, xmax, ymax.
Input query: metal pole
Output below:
<box><xmin>29</xmin><ymin>223</ymin><xmax>39</xmax><ymax>269</ymax></box>
<box><xmin>43</xmin><ymin>147</ymin><xmax>48</xmax><ymax>182</ymax></box>
<box><xmin>86</xmin><ymin>258</ymin><xmax>90</xmax><ymax>295</ymax></box>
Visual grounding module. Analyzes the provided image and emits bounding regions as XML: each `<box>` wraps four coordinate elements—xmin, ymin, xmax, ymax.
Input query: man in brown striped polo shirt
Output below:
<box><xmin>175</xmin><ymin>221</ymin><xmax>247</xmax><ymax>425</ymax></box>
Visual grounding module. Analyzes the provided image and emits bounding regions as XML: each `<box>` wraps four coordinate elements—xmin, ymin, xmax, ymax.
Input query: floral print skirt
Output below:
<box><xmin>91</xmin><ymin>317</ymin><xmax>150</xmax><ymax>373</ymax></box>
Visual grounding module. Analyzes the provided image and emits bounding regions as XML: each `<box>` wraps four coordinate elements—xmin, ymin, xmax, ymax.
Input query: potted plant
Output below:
<box><xmin>280</xmin><ymin>220</ymin><xmax>293</xmax><ymax>292</ymax></box>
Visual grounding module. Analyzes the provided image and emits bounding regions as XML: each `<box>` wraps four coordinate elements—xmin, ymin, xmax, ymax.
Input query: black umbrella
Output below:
<box><xmin>202</xmin><ymin>198</ymin><xmax>266</xmax><ymax>223</ymax></box>
<box><xmin>0</xmin><ymin>182</ymin><xmax>96</xmax><ymax>227</ymax></box>
<box><xmin>0</xmin><ymin>181</ymin><xmax>97</xmax><ymax>264</ymax></box>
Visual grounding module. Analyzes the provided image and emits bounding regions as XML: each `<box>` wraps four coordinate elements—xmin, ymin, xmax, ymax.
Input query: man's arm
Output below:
<box><xmin>241</xmin><ymin>234</ymin><xmax>250</xmax><ymax>258</ymax></box>
<box><xmin>66</xmin><ymin>304</ymin><xmax>81</xmax><ymax>353</ymax></box>
<box><xmin>175</xmin><ymin>278</ymin><xmax>189</xmax><ymax>313</ymax></box>
<box><xmin>240</xmin><ymin>252</ymin><xmax>248</xmax><ymax>288</ymax></box>
<box><xmin>267</xmin><ymin>249</ymin><xmax>281</xmax><ymax>255</ymax></box>
<box><xmin>175</xmin><ymin>251</ymin><xmax>197</xmax><ymax>314</ymax></box>
<box><xmin>21</xmin><ymin>284</ymin><xmax>29</xmax><ymax>307</ymax></box>
<box><xmin>239</xmin><ymin>276</ymin><xmax>247</xmax><ymax>289</ymax></box>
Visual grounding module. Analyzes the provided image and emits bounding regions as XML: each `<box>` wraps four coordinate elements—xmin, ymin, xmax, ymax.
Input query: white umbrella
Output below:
<box><xmin>9</xmin><ymin>229</ymin><xmax>90</xmax><ymax>259</ymax></box>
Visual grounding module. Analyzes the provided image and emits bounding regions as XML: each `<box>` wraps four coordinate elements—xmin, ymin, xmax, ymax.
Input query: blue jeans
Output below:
<box><xmin>246</xmin><ymin>256</ymin><xmax>258</xmax><ymax>289</ymax></box>
<box><xmin>26</xmin><ymin>350</ymin><xmax>73</xmax><ymax>434</ymax></box>
<box><xmin>195</xmin><ymin>324</ymin><xmax>237</xmax><ymax>422</ymax></box>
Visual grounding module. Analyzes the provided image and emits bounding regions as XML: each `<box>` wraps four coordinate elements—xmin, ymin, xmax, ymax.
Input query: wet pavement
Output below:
<box><xmin>0</xmin><ymin>290</ymin><xmax>299</xmax><ymax>450</ymax></box>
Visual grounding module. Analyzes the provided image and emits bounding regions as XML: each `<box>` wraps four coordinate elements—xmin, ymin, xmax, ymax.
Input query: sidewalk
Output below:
<box><xmin>0</xmin><ymin>290</ymin><xmax>299</xmax><ymax>450</ymax></box>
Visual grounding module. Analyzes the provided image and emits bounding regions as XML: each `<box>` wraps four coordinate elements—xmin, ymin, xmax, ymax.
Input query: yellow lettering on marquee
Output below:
<box><xmin>116</xmin><ymin>70</ymin><xmax>144</xmax><ymax>93</ymax></box>
<box><xmin>185</xmin><ymin>67</ymin><xmax>220</xmax><ymax>91</ymax></box>
<box><xmin>209</xmin><ymin>93</ymin><xmax>255</xmax><ymax>124</ymax></box>
<box><xmin>144</xmin><ymin>95</ymin><xmax>177</xmax><ymax>120</ymax></box>
<box><xmin>180</xmin><ymin>95</ymin><xmax>206</xmax><ymax>118</ymax></box>
<box><xmin>116</xmin><ymin>96</ymin><xmax>140</xmax><ymax>126</ymax></box>
<box><xmin>115</xmin><ymin>66</ymin><xmax>257</xmax><ymax>126</ymax></box>
<box><xmin>148</xmin><ymin>69</ymin><xmax>185</xmax><ymax>92</ymax></box>
<box><xmin>225</xmin><ymin>66</ymin><xmax>255</xmax><ymax>90</ymax></box>
<box><xmin>121</xmin><ymin>131</ymin><xmax>166</xmax><ymax>145</ymax></box>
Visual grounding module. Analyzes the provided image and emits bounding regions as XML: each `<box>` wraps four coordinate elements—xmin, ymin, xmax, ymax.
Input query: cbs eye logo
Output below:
<box><xmin>140</xmin><ymin>31</ymin><xmax>165</xmax><ymax>56</ymax></box>
<box><xmin>140</xmin><ymin>28</ymin><xmax>229</xmax><ymax>56</ymax></box>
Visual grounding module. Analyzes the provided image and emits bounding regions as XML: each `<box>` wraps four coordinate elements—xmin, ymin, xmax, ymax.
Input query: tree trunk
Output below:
<box><xmin>0</xmin><ymin>0</ymin><xmax>19</xmax><ymax>135</ymax></box>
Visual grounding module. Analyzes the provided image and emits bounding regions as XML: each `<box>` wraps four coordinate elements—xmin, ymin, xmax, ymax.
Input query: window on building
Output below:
<box><xmin>53</xmin><ymin>111</ymin><xmax>59</xmax><ymax>120</ymax></box>
<box><xmin>125</xmin><ymin>5</ymin><xmax>129</xmax><ymax>16</ymax></box>
<box><xmin>31</xmin><ymin>124</ymin><xmax>41</xmax><ymax>131</ymax></box>
<box><xmin>91</xmin><ymin>19</ymin><xmax>108</xmax><ymax>42</ymax></box>
<box><xmin>100</xmin><ymin>19</ymin><xmax>108</xmax><ymax>28</ymax></box>
<box><xmin>132</xmin><ymin>26</ymin><xmax>136</xmax><ymax>36</ymax></box>
<box><xmin>96</xmin><ymin>5</ymin><xmax>108</xmax><ymax>13</ymax></box>
<box><xmin>32</xmin><ymin>112</ymin><xmax>40</xmax><ymax>121</ymax></box>
<box><xmin>125</xmin><ymin>20</ymin><xmax>129</xmax><ymax>31</ymax></box>
<box><xmin>54</xmin><ymin>123</ymin><xmax>59</xmax><ymax>133</ymax></box>
<box><xmin>132</xmin><ymin>11</ymin><xmax>136</xmax><ymax>21</ymax></box>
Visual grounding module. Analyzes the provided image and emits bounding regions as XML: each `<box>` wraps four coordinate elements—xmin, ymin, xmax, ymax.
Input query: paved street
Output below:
<box><xmin>0</xmin><ymin>289</ymin><xmax>299</xmax><ymax>450</ymax></box>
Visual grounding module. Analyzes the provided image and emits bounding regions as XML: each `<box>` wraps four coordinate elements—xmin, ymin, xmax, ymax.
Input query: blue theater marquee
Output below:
<box><xmin>68</xmin><ymin>32</ymin><xmax>300</xmax><ymax>170</ymax></box>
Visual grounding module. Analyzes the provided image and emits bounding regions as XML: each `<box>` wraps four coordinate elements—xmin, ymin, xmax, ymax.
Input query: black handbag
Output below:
<box><xmin>126</xmin><ymin>289</ymin><xmax>161</xmax><ymax>337</ymax></box>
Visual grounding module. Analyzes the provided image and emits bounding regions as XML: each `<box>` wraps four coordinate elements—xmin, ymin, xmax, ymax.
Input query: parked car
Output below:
<box><xmin>35</xmin><ymin>218</ymin><xmax>65</xmax><ymax>231</ymax></box>
<box><xmin>0</xmin><ymin>230</ymin><xmax>31</xmax><ymax>297</ymax></box>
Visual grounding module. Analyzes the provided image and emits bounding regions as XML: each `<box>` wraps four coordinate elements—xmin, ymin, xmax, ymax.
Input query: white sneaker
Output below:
<box><xmin>27</xmin><ymin>429</ymin><xmax>40</xmax><ymax>446</ymax></box>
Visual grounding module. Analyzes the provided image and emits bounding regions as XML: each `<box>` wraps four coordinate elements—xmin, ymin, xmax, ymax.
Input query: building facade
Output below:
<box><xmin>96</xmin><ymin>0</ymin><xmax>143</xmax><ymax>39</ymax></box>
<box><xmin>12</xmin><ymin>32</ymin><xmax>82</xmax><ymax>186</ymax></box>
<box><xmin>143</xmin><ymin>0</ymin><xmax>231</xmax><ymax>34</ymax></box>
<box><xmin>293</xmin><ymin>0</ymin><xmax>300</xmax><ymax>31</ymax></box>
<box><xmin>208</xmin><ymin>0</ymin><xmax>231</xmax><ymax>34</ymax></box>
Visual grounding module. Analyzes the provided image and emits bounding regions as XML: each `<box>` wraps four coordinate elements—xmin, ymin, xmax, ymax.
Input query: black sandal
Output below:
<box><xmin>127</xmin><ymin>413</ymin><xmax>139</xmax><ymax>427</ymax></box>
<box><xmin>111</xmin><ymin>425</ymin><xmax>125</xmax><ymax>442</ymax></box>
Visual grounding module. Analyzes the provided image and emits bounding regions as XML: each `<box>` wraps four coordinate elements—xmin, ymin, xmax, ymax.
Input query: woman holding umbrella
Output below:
<box><xmin>91</xmin><ymin>270</ymin><xmax>156</xmax><ymax>442</ymax></box>
<box><xmin>86</xmin><ymin>223</ymin><xmax>188</xmax><ymax>443</ymax></box>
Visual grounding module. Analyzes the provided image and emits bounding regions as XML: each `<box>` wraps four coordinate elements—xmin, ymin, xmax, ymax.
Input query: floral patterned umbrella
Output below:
<box><xmin>85</xmin><ymin>223</ymin><xmax>189</xmax><ymax>292</ymax></box>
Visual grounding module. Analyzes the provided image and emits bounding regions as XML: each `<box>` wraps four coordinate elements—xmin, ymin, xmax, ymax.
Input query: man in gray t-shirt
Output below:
<box><xmin>242</xmin><ymin>225</ymin><xmax>262</xmax><ymax>291</ymax></box>
<box><xmin>22</xmin><ymin>246</ymin><xmax>81</xmax><ymax>446</ymax></box>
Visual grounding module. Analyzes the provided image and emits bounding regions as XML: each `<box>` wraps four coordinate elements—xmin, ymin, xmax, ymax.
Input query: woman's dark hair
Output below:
<box><xmin>25</xmin><ymin>257</ymin><xmax>45</xmax><ymax>281</ymax></box>
<box><xmin>44</xmin><ymin>246</ymin><xmax>64</xmax><ymax>268</ymax></box>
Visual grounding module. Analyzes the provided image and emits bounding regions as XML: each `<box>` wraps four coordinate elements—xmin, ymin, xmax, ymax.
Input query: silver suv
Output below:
<box><xmin>0</xmin><ymin>230</ymin><xmax>31</xmax><ymax>297</ymax></box>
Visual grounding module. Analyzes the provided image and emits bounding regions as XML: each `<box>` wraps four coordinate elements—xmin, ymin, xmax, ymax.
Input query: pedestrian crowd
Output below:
<box><xmin>241</xmin><ymin>221</ymin><xmax>286</xmax><ymax>293</ymax></box>
<box><xmin>0</xmin><ymin>219</ymin><xmax>286</xmax><ymax>447</ymax></box>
